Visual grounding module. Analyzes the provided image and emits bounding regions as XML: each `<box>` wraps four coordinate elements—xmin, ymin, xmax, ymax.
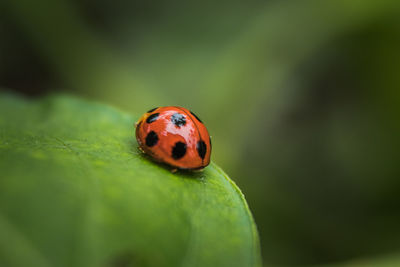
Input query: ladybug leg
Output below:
<box><xmin>137</xmin><ymin>146</ymin><xmax>145</xmax><ymax>153</ymax></box>
<box><xmin>192</xmin><ymin>168</ymin><xmax>204</xmax><ymax>172</ymax></box>
<box><xmin>170</xmin><ymin>168</ymin><xmax>178</xmax><ymax>173</ymax></box>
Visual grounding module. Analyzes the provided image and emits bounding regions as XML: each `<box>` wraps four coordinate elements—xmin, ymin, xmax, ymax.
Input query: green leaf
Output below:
<box><xmin>0</xmin><ymin>93</ymin><xmax>261</xmax><ymax>267</ymax></box>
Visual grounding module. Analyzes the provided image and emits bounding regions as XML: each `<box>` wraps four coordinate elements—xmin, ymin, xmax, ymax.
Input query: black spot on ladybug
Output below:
<box><xmin>196</xmin><ymin>140</ymin><xmax>207</xmax><ymax>159</ymax></box>
<box><xmin>145</xmin><ymin>131</ymin><xmax>158</xmax><ymax>147</ymax></box>
<box><xmin>172</xmin><ymin>141</ymin><xmax>187</xmax><ymax>159</ymax></box>
<box><xmin>171</xmin><ymin>113</ymin><xmax>186</xmax><ymax>127</ymax></box>
<box><xmin>147</xmin><ymin>107</ymin><xmax>158</xmax><ymax>113</ymax></box>
<box><xmin>190</xmin><ymin>111</ymin><xmax>203</xmax><ymax>123</ymax></box>
<box><xmin>146</xmin><ymin>113</ymin><xmax>159</xmax><ymax>123</ymax></box>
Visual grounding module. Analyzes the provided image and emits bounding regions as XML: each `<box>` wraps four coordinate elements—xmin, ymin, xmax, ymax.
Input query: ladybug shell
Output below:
<box><xmin>135</xmin><ymin>107</ymin><xmax>211</xmax><ymax>170</ymax></box>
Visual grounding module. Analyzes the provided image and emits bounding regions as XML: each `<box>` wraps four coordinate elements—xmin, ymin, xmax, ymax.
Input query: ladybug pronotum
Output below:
<box><xmin>135</xmin><ymin>107</ymin><xmax>211</xmax><ymax>170</ymax></box>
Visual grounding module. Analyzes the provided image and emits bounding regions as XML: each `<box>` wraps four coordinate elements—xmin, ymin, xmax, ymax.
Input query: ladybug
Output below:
<box><xmin>135</xmin><ymin>107</ymin><xmax>211</xmax><ymax>170</ymax></box>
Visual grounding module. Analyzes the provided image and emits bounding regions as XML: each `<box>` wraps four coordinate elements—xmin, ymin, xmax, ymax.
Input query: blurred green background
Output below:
<box><xmin>1</xmin><ymin>0</ymin><xmax>400</xmax><ymax>265</ymax></box>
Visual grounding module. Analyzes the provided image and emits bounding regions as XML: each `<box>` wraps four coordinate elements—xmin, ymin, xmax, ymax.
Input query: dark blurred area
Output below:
<box><xmin>1</xmin><ymin>0</ymin><xmax>400</xmax><ymax>265</ymax></box>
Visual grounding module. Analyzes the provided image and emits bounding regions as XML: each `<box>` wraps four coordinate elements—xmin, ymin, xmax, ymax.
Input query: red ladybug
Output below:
<box><xmin>135</xmin><ymin>107</ymin><xmax>211</xmax><ymax>170</ymax></box>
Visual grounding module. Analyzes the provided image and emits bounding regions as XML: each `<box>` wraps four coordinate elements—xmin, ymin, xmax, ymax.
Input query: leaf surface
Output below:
<box><xmin>0</xmin><ymin>93</ymin><xmax>261</xmax><ymax>267</ymax></box>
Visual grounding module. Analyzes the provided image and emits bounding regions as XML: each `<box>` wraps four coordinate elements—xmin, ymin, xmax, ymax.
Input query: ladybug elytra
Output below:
<box><xmin>135</xmin><ymin>107</ymin><xmax>211</xmax><ymax>170</ymax></box>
